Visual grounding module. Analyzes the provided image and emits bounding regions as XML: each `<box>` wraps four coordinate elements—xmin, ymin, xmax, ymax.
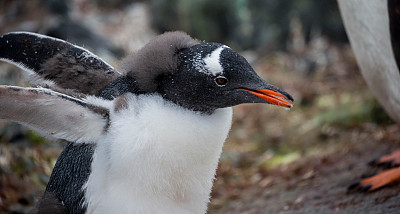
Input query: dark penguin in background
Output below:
<box><xmin>338</xmin><ymin>0</ymin><xmax>400</xmax><ymax>192</ymax></box>
<box><xmin>0</xmin><ymin>31</ymin><xmax>293</xmax><ymax>214</ymax></box>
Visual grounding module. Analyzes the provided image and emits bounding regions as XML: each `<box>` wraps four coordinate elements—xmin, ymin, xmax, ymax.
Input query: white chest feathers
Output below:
<box><xmin>83</xmin><ymin>94</ymin><xmax>233</xmax><ymax>214</ymax></box>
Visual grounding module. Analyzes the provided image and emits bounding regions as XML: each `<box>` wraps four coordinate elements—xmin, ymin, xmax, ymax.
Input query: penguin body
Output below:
<box><xmin>0</xmin><ymin>31</ymin><xmax>293</xmax><ymax>213</ymax></box>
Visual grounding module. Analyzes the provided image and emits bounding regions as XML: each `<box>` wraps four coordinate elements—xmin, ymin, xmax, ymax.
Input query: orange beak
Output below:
<box><xmin>237</xmin><ymin>88</ymin><xmax>293</xmax><ymax>108</ymax></box>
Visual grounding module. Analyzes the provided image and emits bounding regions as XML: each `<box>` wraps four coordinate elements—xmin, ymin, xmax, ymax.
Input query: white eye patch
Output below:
<box><xmin>192</xmin><ymin>45</ymin><xmax>228</xmax><ymax>76</ymax></box>
<box><xmin>203</xmin><ymin>46</ymin><xmax>226</xmax><ymax>76</ymax></box>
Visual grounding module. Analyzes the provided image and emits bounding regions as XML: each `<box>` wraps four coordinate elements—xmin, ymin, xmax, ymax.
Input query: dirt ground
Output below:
<box><xmin>210</xmin><ymin>125</ymin><xmax>400</xmax><ymax>214</ymax></box>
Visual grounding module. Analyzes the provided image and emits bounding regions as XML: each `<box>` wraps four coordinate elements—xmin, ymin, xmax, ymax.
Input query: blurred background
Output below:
<box><xmin>0</xmin><ymin>0</ymin><xmax>399</xmax><ymax>213</ymax></box>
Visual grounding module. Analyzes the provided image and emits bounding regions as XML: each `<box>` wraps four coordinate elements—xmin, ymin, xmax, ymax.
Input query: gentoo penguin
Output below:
<box><xmin>0</xmin><ymin>31</ymin><xmax>293</xmax><ymax>213</ymax></box>
<box><xmin>338</xmin><ymin>0</ymin><xmax>400</xmax><ymax>191</ymax></box>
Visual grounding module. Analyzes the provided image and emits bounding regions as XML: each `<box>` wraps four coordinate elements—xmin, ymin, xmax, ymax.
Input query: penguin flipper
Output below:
<box><xmin>0</xmin><ymin>85</ymin><xmax>109</xmax><ymax>143</ymax></box>
<box><xmin>0</xmin><ymin>32</ymin><xmax>122</xmax><ymax>96</ymax></box>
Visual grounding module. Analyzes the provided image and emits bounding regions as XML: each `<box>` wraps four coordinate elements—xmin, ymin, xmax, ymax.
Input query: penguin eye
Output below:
<box><xmin>214</xmin><ymin>76</ymin><xmax>228</xmax><ymax>86</ymax></box>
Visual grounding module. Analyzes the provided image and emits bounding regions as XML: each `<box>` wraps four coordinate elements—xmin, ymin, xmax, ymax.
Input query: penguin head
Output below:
<box><xmin>124</xmin><ymin>32</ymin><xmax>293</xmax><ymax>113</ymax></box>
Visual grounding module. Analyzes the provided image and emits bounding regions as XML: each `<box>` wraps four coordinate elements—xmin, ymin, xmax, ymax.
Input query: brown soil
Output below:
<box><xmin>210</xmin><ymin>125</ymin><xmax>400</xmax><ymax>214</ymax></box>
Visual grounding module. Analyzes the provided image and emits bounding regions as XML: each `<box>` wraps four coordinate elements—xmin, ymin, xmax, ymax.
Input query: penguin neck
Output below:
<box><xmin>102</xmin><ymin>75</ymin><xmax>218</xmax><ymax>114</ymax></box>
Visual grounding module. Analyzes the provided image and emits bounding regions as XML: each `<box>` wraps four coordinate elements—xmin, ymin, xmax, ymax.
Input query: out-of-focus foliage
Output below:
<box><xmin>91</xmin><ymin>0</ymin><xmax>142</xmax><ymax>8</ymax></box>
<box><xmin>150</xmin><ymin>0</ymin><xmax>347</xmax><ymax>51</ymax></box>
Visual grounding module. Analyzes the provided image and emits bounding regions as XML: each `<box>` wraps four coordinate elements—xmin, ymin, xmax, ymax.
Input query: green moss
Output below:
<box><xmin>260</xmin><ymin>152</ymin><xmax>301</xmax><ymax>169</ymax></box>
<box><xmin>26</xmin><ymin>130</ymin><xmax>48</xmax><ymax>146</ymax></box>
<box><xmin>312</xmin><ymin>98</ymin><xmax>392</xmax><ymax>127</ymax></box>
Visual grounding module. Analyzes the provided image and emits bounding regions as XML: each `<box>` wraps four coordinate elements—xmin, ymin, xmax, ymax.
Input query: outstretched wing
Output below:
<box><xmin>0</xmin><ymin>85</ymin><xmax>110</xmax><ymax>143</ymax></box>
<box><xmin>0</xmin><ymin>32</ymin><xmax>122</xmax><ymax>96</ymax></box>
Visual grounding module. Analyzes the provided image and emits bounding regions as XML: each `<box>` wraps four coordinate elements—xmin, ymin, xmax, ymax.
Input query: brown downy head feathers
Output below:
<box><xmin>123</xmin><ymin>31</ymin><xmax>200</xmax><ymax>92</ymax></box>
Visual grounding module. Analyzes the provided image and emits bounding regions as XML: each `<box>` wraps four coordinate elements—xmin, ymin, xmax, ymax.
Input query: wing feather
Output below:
<box><xmin>0</xmin><ymin>32</ymin><xmax>122</xmax><ymax>96</ymax></box>
<box><xmin>0</xmin><ymin>85</ymin><xmax>110</xmax><ymax>143</ymax></box>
